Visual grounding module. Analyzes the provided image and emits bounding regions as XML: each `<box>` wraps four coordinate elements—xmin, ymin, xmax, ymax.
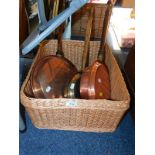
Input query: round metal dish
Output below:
<box><xmin>80</xmin><ymin>60</ymin><xmax>110</xmax><ymax>99</ymax></box>
<box><xmin>31</xmin><ymin>55</ymin><xmax>78</xmax><ymax>98</ymax></box>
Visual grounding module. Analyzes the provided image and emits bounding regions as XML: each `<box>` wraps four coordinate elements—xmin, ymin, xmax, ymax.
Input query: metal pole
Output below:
<box><xmin>37</xmin><ymin>0</ymin><xmax>47</xmax><ymax>25</ymax></box>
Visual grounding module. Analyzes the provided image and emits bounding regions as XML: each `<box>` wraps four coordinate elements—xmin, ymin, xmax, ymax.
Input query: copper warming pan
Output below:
<box><xmin>80</xmin><ymin>1</ymin><xmax>113</xmax><ymax>99</ymax></box>
<box><xmin>31</xmin><ymin>7</ymin><xmax>78</xmax><ymax>98</ymax></box>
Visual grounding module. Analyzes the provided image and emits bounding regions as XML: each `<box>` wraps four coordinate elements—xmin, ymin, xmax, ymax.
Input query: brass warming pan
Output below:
<box><xmin>64</xmin><ymin>6</ymin><xmax>94</xmax><ymax>98</ymax></box>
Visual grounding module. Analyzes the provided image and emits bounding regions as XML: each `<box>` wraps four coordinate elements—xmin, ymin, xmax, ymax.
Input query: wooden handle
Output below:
<box><xmin>98</xmin><ymin>0</ymin><xmax>113</xmax><ymax>62</ymax></box>
<box><xmin>82</xmin><ymin>6</ymin><xmax>94</xmax><ymax>70</ymax></box>
<box><xmin>53</xmin><ymin>0</ymin><xmax>59</xmax><ymax>18</ymax></box>
<box><xmin>56</xmin><ymin>0</ymin><xmax>66</xmax><ymax>56</ymax></box>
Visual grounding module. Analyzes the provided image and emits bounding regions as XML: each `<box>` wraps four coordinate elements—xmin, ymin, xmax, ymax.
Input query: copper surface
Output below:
<box><xmin>89</xmin><ymin>61</ymin><xmax>110</xmax><ymax>99</ymax></box>
<box><xmin>31</xmin><ymin>55</ymin><xmax>77</xmax><ymax>98</ymax></box>
<box><xmin>80</xmin><ymin>68</ymin><xmax>90</xmax><ymax>99</ymax></box>
<box><xmin>80</xmin><ymin>61</ymin><xmax>110</xmax><ymax>99</ymax></box>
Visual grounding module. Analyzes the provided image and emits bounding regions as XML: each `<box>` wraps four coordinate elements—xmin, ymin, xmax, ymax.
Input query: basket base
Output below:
<box><xmin>33</xmin><ymin>122</ymin><xmax>116</xmax><ymax>133</ymax></box>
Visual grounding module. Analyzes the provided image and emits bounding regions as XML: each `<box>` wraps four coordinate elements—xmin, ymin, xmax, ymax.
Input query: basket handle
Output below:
<box><xmin>98</xmin><ymin>0</ymin><xmax>113</xmax><ymax>62</ymax></box>
<box><xmin>81</xmin><ymin>6</ymin><xmax>94</xmax><ymax>70</ymax></box>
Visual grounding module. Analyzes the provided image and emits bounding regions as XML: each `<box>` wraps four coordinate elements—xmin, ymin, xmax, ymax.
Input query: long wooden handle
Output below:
<box><xmin>82</xmin><ymin>6</ymin><xmax>94</xmax><ymax>70</ymax></box>
<box><xmin>98</xmin><ymin>0</ymin><xmax>113</xmax><ymax>62</ymax></box>
<box><xmin>53</xmin><ymin>0</ymin><xmax>59</xmax><ymax>18</ymax></box>
<box><xmin>56</xmin><ymin>0</ymin><xmax>66</xmax><ymax>56</ymax></box>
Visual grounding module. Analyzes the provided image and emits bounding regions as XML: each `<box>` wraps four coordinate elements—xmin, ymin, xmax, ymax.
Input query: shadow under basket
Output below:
<box><xmin>20</xmin><ymin>40</ymin><xmax>130</xmax><ymax>132</ymax></box>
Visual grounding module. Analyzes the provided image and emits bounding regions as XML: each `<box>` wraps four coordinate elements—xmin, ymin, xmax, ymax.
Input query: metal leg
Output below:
<box><xmin>63</xmin><ymin>0</ymin><xmax>72</xmax><ymax>39</ymax></box>
<box><xmin>38</xmin><ymin>0</ymin><xmax>47</xmax><ymax>25</ymax></box>
<box><xmin>19</xmin><ymin>58</ymin><xmax>33</xmax><ymax>132</ymax></box>
<box><xmin>19</xmin><ymin>112</ymin><xmax>26</xmax><ymax>131</ymax></box>
<box><xmin>63</xmin><ymin>14</ymin><xmax>71</xmax><ymax>39</ymax></box>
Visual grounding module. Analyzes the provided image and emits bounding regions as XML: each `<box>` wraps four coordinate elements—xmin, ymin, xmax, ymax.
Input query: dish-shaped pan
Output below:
<box><xmin>31</xmin><ymin>55</ymin><xmax>77</xmax><ymax>98</ymax></box>
<box><xmin>31</xmin><ymin>3</ymin><xmax>78</xmax><ymax>98</ymax></box>
<box><xmin>80</xmin><ymin>60</ymin><xmax>110</xmax><ymax>99</ymax></box>
<box><xmin>80</xmin><ymin>0</ymin><xmax>113</xmax><ymax>99</ymax></box>
<box><xmin>64</xmin><ymin>6</ymin><xmax>94</xmax><ymax>98</ymax></box>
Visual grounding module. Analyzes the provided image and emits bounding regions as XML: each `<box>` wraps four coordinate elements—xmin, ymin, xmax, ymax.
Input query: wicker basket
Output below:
<box><xmin>20</xmin><ymin>40</ymin><xmax>130</xmax><ymax>132</ymax></box>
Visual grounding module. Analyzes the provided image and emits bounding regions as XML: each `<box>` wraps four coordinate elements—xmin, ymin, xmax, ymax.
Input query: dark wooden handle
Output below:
<box><xmin>82</xmin><ymin>6</ymin><xmax>94</xmax><ymax>70</ymax></box>
<box><xmin>98</xmin><ymin>0</ymin><xmax>113</xmax><ymax>62</ymax></box>
<box><xmin>56</xmin><ymin>0</ymin><xmax>66</xmax><ymax>57</ymax></box>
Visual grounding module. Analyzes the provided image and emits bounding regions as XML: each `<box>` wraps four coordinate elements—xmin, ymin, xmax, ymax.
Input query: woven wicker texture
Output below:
<box><xmin>71</xmin><ymin>1</ymin><xmax>116</xmax><ymax>39</ymax></box>
<box><xmin>20</xmin><ymin>40</ymin><xmax>130</xmax><ymax>132</ymax></box>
